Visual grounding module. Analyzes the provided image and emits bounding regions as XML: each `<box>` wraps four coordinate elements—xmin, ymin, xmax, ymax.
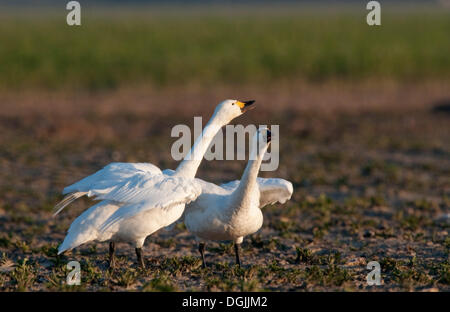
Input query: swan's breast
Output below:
<box><xmin>229</xmin><ymin>207</ymin><xmax>263</xmax><ymax>238</ymax></box>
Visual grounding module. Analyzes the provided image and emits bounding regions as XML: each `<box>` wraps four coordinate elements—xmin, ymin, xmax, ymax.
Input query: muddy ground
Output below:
<box><xmin>0</xmin><ymin>82</ymin><xmax>449</xmax><ymax>291</ymax></box>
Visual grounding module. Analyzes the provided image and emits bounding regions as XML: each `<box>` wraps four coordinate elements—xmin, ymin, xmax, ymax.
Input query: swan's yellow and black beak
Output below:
<box><xmin>236</xmin><ymin>100</ymin><xmax>255</xmax><ymax>113</ymax></box>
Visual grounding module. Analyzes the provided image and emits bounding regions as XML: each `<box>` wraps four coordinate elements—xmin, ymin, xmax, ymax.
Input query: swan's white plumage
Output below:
<box><xmin>221</xmin><ymin>177</ymin><xmax>293</xmax><ymax>207</ymax></box>
<box><xmin>54</xmin><ymin>163</ymin><xmax>162</xmax><ymax>216</ymax></box>
<box><xmin>184</xmin><ymin>178</ymin><xmax>293</xmax><ymax>242</ymax></box>
<box><xmin>98</xmin><ymin>175</ymin><xmax>202</xmax><ymax>232</ymax></box>
<box><xmin>57</xmin><ymin>165</ymin><xmax>202</xmax><ymax>254</ymax></box>
<box><xmin>184</xmin><ymin>129</ymin><xmax>294</xmax><ymax>246</ymax></box>
<box><xmin>182</xmin><ymin>177</ymin><xmax>293</xmax><ymax>218</ymax></box>
<box><xmin>58</xmin><ymin>201</ymin><xmax>121</xmax><ymax>253</ymax></box>
<box><xmin>56</xmin><ymin>99</ymin><xmax>254</xmax><ymax>256</ymax></box>
<box><xmin>53</xmin><ymin>191</ymin><xmax>87</xmax><ymax>216</ymax></box>
<box><xmin>63</xmin><ymin>162</ymin><xmax>162</xmax><ymax>195</ymax></box>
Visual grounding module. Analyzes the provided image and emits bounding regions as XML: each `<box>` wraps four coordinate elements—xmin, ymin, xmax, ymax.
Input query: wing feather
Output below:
<box><xmin>63</xmin><ymin>162</ymin><xmax>162</xmax><ymax>195</ymax></box>
<box><xmin>220</xmin><ymin>177</ymin><xmax>293</xmax><ymax>208</ymax></box>
<box><xmin>99</xmin><ymin>175</ymin><xmax>202</xmax><ymax>232</ymax></box>
<box><xmin>53</xmin><ymin>191</ymin><xmax>87</xmax><ymax>216</ymax></box>
<box><xmin>54</xmin><ymin>162</ymin><xmax>163</xmax><ymax>214</ymax></box>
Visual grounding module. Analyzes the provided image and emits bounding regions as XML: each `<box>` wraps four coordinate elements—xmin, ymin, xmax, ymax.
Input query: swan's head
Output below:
<box><xmin>258</xmin><ymin>127</ymin><xmax>271</xmax><ymax>145</ymax></box>
<box><xmin>251</xmin><ymin>127</ymin><xmax>271</xmax><ymax>156</ymax></box>
<box><xmin>213</xmin><ymin>99</ymin><xmax>255</xmax><ymax>125</ymax></box>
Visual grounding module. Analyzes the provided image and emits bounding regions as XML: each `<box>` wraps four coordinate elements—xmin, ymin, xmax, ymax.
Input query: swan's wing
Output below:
<box><xmin>53</xmin><ymin>191</ymin><xmax>87</xmax><ymax>216</ymax></box>
<box><xmin>93</xmin><ymin>174</ymin><xmax>200</xmax><ymax>204</ymax></box>
<box><xmin>256</xmin><ymin>178</ymin><xmax>293</xmax><ymax>207</ymax></box>
<box><xmin>63</xmin><ymin>162</ymin><xmax>163</xmax><ymax>194</ymax></box>
<box><xmin>220</xmin><ymin>177</ymin><xmax>293</xmax><ymax>208</ymax></box>
<box><xmin>98</xmin><ymin>174</ymin><xmax>202</xmax><ymax>232</ymax></box>
<box><xmin>54</xmin><ymin>162</ymin><xmax>162</xmax><ymax>215</ymax></box>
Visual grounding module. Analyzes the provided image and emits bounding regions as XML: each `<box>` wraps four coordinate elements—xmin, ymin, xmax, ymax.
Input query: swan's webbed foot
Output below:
<box><xmin>198</xmin><ymin>243</ymin><xmax>206</xmax><ymax>268</ymax></box>
<box><xmin>234</xmin><ymin>243</ymin><xmax>241</xmax><ymax>267</ymax></box>
<box><xmin>109</xmin><ymin>242</ymin><xmax>116</xmax><ymax>269</ymax></box>
<box><xmin>135</xmin><ymin>247</ymin><xmax>145</xmax><ymax>269</ymax></box>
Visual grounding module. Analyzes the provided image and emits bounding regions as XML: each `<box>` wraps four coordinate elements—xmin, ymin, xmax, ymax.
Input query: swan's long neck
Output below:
<box><xmin>174</xmin><ymin>115</ymin><xmax>222</xmax><ymax>178</ymax></box>
<box><xmin>228</xmin><ymin>145</ymin><xmax>267</xmax><ymax>214</ymax></box>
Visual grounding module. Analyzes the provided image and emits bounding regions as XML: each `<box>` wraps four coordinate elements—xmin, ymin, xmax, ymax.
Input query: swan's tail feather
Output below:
<box><xmin>57</xmin><ymin>236</ymin><xmax>90</xmax><ymax>255</ymax></box>
<box><xmin>53</xmin><ymin>192</ymin><xmax>87</xmax><ymax>217</ymax></box>
<box><xmin>58</xmin><ymin>241</ymin><xmax>75</xmax><ymax>255</ymax></box>
<box><xmin>58</xmin><ymin>239</ymin><xmax>71</xmax><ymax>255</ymax></box>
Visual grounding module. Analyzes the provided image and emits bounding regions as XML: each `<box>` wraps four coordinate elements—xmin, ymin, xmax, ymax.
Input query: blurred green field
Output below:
<box><xmin>0</xmin><ymin>8</ymin><xmax>449</xmax><ymax>90</ymax></box>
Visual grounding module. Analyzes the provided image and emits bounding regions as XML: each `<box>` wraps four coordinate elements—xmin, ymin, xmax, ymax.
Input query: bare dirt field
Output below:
<box><xmin>0</xmin><ymin>82</ymin><xmax>449</xmax><ymax>291</ymax></box>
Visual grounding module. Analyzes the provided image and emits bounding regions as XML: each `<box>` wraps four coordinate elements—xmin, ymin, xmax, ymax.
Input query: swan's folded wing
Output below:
<box><xmin>98</xmin><ymin>174</ymin><xmax>202</xmax><ymax>232</ymax></box>
<box><xmin>220</xmin><ymin>178</ymin><xmax>293</xmax><ymax>208</ymax></box>
<box><xmin>54</xmin><ymin>162</ymin><xmax>162</xmax><ymax>215</ymax></box>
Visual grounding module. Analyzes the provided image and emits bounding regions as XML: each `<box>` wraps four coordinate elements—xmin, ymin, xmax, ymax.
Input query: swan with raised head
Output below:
<box><xmin>183</xmin><ymin>128</ymin><xmax>293</xmax><ymax>267</ymax></box>
<box><xmin>55</xmin><ymin>99</ymin><xmax>255</xmax><ymax>268</ymax></box>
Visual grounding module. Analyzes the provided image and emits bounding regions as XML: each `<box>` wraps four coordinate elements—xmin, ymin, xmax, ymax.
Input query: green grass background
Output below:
<box><xmin>0</xmin><ymin>8</ymin><xmax>449</xmax><ymax>90</ymax></box>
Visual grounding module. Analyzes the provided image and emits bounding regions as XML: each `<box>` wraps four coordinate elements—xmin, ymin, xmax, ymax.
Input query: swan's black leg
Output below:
<box><xmin>109</xmin><ymin>242</ymin><xmax>116</xmax><ymax>269</ymax></box>
<box><xmin>135</xmin><ymin>248</ymin><xmax>145</xmax><ymax>269</ymax></box>
<box><xmin>198</xmin><ymin>243</ymin><xmax>206</xmax><ymax>268</ymax></box>
<box><xmin>234</xmin><ymin>243</ymin><xmax>241</xmax><ymax>267</ymax></box>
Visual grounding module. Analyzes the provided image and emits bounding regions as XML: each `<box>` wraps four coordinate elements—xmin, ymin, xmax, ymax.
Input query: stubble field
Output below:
<box><xmin>0</xmin><ymin>7</ymin><xmax>449</xmax><ymax>291</ymax></box>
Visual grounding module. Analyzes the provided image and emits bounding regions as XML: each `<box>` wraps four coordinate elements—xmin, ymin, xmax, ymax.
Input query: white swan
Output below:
<box><xmin>55</xmin><ymin>99</ymin><xmax>255</xmax><ymax>268</ymax></box>
<box><xmin>183</xmin><ymin>128</ymin><xmax>293</xmax><ymax>267</ymax></box>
